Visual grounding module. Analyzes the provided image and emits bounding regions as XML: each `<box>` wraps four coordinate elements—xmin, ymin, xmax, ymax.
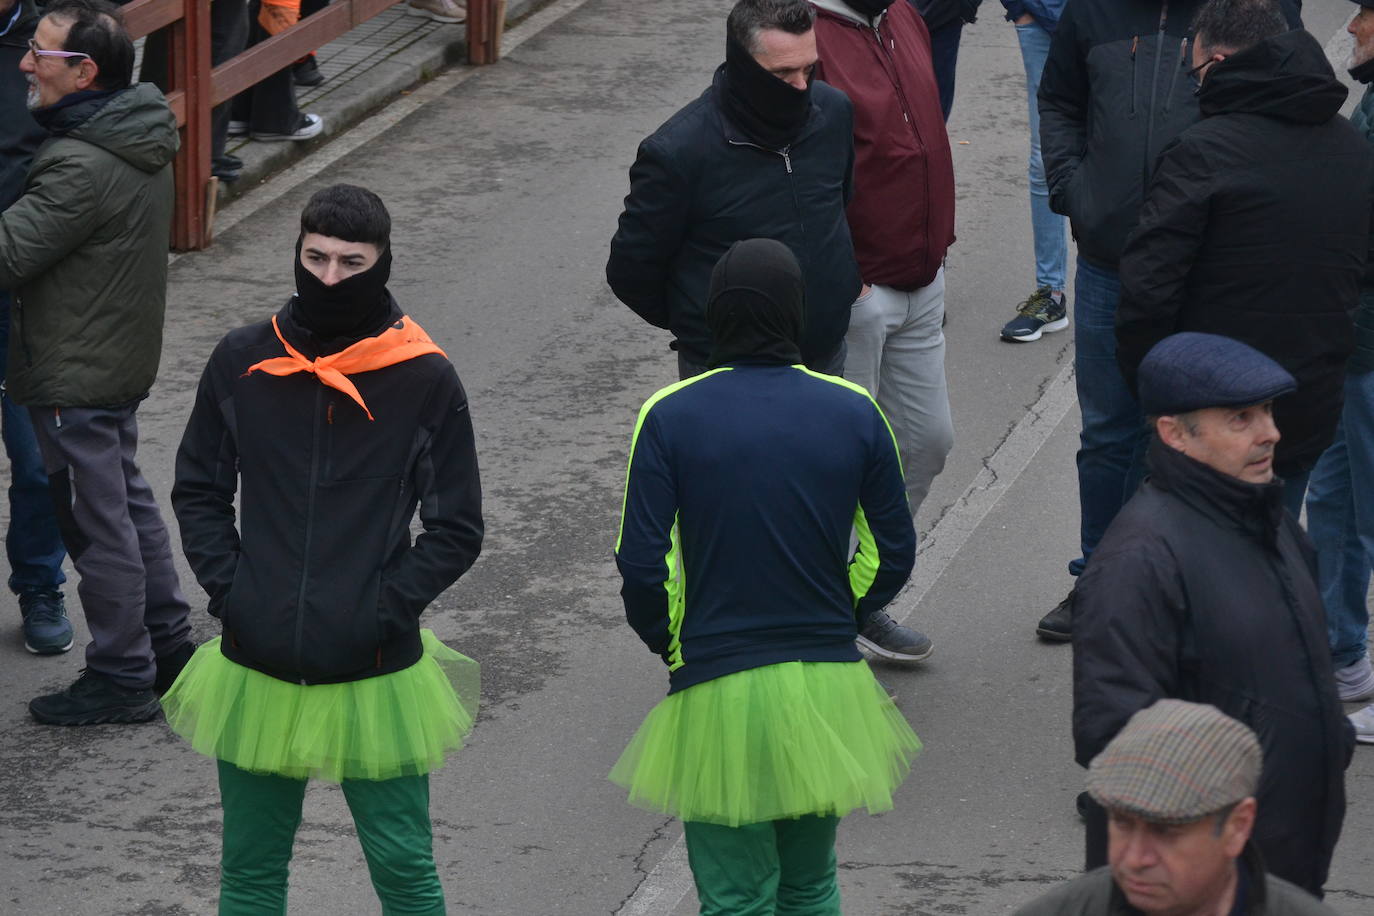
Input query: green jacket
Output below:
<box><xmin>0</xmin><ymin>84</ymin><xmax>178</xmax><ymax>407</ymax></box>
<box><xmin>1352</xmin><ymin>84</ymin><xmax>1374</xmax><ymax>374</ymax></box>
<box><xmin>1012</xmin><ymin>847</ymin><xmax>1337</xmax><ymax>916</ymax></box>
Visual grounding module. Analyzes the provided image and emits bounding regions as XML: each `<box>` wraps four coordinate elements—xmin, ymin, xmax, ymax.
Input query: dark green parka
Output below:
<box><xmin>0</xmin><ymin>83</ymin><xmax>178</xmax><ymax>407</ymax></box>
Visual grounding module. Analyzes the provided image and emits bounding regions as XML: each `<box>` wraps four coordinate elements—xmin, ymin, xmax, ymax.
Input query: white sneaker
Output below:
<box><xmin>1350</xmin><ymin>705</ymin><xmax>1374</xmax><ymax>744</ymax></box>
<box><xmin>407</xmin><ymin>0</ymin><xmax>465</xmax><ymax>23</ymax></box>
<box><xmin>251</xmin><ymin>113</ymin><xmax>324</xmax><ymax>142</ymax></box>
<box><xmin>1335</xmin><ymin>654</ymin><xmax>1374</xmax><ymax>702</ymax></box>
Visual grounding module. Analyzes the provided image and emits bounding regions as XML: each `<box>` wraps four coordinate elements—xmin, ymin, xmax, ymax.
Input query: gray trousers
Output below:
<box><xmin>843</xmin><ymin>270</ymin><xmax>954</xmax><ymax>518</ymax></box>
<box><xmin>30</xmin><ymin>404</ymin><xmax>191</xmax><ymax>689</ymax></box>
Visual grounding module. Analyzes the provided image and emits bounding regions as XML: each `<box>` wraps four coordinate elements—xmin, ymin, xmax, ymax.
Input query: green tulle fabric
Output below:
<box><xmin>610</xmin><ymin>660</ymin><xmax>920</xmax><ymax>827</ymax></box>
<box><xmin>163</xmin><ymin>630</ymin><xmax>478</xmax><ymax>782</ymax></box>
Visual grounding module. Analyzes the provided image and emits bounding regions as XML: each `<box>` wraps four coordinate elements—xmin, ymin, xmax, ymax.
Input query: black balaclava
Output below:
<box><xmin>291</xmin><ymin>235</ymin><xmax>394</xmax><ymax>342</ymax></box>
<box><xmin>846</xmin><ymin>0</ymin><xmax>893</xmax><ymax>19</ymax></box>
<box><xmin>706</xmin><ymin>238</ymin><xmax>805</xmax><ymax>368</ymax></box>
<box><xmin>719</xmin><ymin>34</ymin><xmax>812</xmax><ymax>150</ymax></box>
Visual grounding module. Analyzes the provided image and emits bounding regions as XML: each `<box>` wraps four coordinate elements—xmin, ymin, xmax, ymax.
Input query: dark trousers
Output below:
<box><xmin>0</xmin><ymin>295</ymin><xmax>66</xmax><ymax>597</ymax></box>
<box><xmin>926</xmin><ymin>19</ymin><xmax>963</xmax><ymax>121</ymax></box>
<box><xmin>230</xmin><ymin>0</ymin><xmax>304</xmax><ymax>135</ymax></box>
<box><xmin>29</xmin><ymin>404</ymin><xmax>191</xmax><ymax>688</ymax></box>
<box><xmin>138</xmin><ymin>0</ymin><xmax>250</xmax><ymax>160</ymax></box>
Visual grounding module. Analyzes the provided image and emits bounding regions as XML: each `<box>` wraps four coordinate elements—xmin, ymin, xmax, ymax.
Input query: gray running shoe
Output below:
<box><xmin>1351</xmin><ymin>705</ymin><xmax>1374</xmax><ymax>745</ymax></box>
<box><xmin>1335</xmin><ymin>655</ymin><xmax>1374</xmax><ymax>702</ymax></box>
<box><xmin>857</xmin><ymin>611</ymin><xmax>934</xmax><ymax>662</ymax></box>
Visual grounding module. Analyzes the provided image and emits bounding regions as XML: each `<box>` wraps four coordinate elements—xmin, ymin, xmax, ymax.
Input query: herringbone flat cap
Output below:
<box><xmin>1087</xmin><ymin>699</ymin><xmax>1261</xmax><ymax>824</ymax></box>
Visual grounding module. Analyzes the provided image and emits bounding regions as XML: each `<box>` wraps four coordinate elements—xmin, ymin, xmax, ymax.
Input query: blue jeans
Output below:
<box><xmin>926</xmin><ymin>19</ymin><xmax>962</xmax><ymax>121</ymax></box>
<box><xmin>1305</xmin><ymin>371</ymin><xmax>1374</xmax><ymax>669</ymax></box>
<box><xmin>1071</xmin><ymin>260</ymin><xmax>1146</xmax><ymax>577</ymax></box>
<box><xmin>1015</xmin><ymin>22</ymin><xmax>1069</xmax><ymax>293</ymax></box>
<box><xmin>0</xmin><ymin>292</ymin><xmax>65</xmax><ymax>595</ymax></box>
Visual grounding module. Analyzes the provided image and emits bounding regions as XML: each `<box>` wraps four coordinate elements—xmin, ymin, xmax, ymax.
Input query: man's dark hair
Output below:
<box><xmin>300</xmin><ymin>184</ymin><xmax>392</xmax><ymax>250</ymax></box>
<box><xmin>1192</xmin><ymin>0</ymin><xmax>1288</xmax><ymax>55</ymax></box>
<box><xmin>44</xmin><ymin>0</ymin><xmax>133</xmax><ymax>91</ymax></box>
<box><xmin>726</xmin><ymin>0</ymin><xmax>815</xmax><ymax>54</ymax></box>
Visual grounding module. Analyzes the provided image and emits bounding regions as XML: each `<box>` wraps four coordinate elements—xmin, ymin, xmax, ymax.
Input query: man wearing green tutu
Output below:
<box><xmin>167</xmin><ymin>184</ymin><xmax>484</xmax><ymax>915</ymax></box>
<box><xmin>612</xmin><ymin>237</ymin><xmax>921</xmax><ymax>914</ymax></box>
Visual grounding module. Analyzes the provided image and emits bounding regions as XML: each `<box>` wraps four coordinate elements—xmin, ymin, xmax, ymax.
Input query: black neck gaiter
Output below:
<box><xmin>847</xmin><ymin>0</ymin><xmax>891</xmax><ymax>19</ymax></box>
<box><xmin>719</xmin><ymin>34</ymin><xmax>812</xmax><ymax>150</ymax></box>
<box><xmin>706</xmin><ymin>238</ymin><xmax>805</xmax><ymax>369</ymax></box>
<box><xmin>1352</xmin><ymin>55</ymin><xmax>1374</xmax><ymax>85</ymax></box>
<box><xmin>292</xmin><ymin>238</ymin><xmax>394</xmax><ymax>342</ymax></box>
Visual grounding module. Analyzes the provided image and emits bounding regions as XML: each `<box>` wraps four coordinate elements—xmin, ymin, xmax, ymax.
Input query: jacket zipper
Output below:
<box><xmin>868</xmin><ymin>19</ymin><xmax>933</xmax><ymax>272</ymax></box>
<box><xmin>292</xmin><ymin>384</ymin><xmax>324</xmax><ymax>683</ymax></box>
<box><xmin>1144</xmin><ymin>2</ymin><xmax>1169</xmax><ymax>192</ymax></box>
<box><xmin>727</xmin><ymin>139</ymin><xmax>805</xmax><ymax>236</ymax></box>
<box><xmin>1129</xmin><ymin>35</ymin><xmax>1139</xmax><ymax>116</ymax></box>
<box><xmin>13</xmin><ymin>293</ymin><xmax>32</xmax><ymax>368</ymax></box>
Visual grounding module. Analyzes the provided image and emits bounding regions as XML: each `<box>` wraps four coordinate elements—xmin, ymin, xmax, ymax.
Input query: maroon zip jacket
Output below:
<box><xmin>812</xmin><ymin>2</ymin><xmax>955</xmax><ymax>290</ymax></box>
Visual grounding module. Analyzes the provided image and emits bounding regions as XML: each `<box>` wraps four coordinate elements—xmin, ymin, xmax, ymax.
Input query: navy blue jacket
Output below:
<box><xmin>615</xmin><ymin>364</ymin><xmax>916</xmax><ymax>694</ymax></box>
<box><xmin>606</xmin><ymin>71</ymin><xmax>861</xmax><ymax>367</ymax></box>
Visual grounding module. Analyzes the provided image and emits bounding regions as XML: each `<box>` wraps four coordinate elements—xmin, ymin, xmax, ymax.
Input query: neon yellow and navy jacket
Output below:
<box><xmin>615</xmin><ymin>363</ymin><xmax>916</xmax><ymax>694</ymax></box>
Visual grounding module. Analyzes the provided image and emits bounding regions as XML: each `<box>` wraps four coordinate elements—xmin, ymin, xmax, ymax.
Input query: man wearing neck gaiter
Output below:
<box><xmin>607</xmin><ymin>0</ymin><xmax>861</xmax><ymax>381</ymax></box>
<box><xmin>613</xmin><ymin>239</ymin><xmax>918</xmax><ymax>916</ymax></box>
<box><xmin>169</xmin><ymin>184</ymin><xmax>483</xmax><ymax>914</ymax></box>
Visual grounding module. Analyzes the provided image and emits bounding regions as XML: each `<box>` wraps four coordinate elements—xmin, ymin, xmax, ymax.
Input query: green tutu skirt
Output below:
<box><xmin>610</xmin><ymin>660</ymin><xmax>920</xmax><ymax>827</ymax></box>
<box><xmin>162</xmin><ymin>630</ymin><xmax>478</xmax><ymax>782</ymax></box>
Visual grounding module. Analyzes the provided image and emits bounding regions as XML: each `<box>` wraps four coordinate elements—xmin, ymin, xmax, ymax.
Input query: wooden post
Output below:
<box><xmin>467</xmin><ymin>0</ymin><xmax>505</xmax><ymax>65</ymax></box>
<box><xmin>168</xmin><ymin>0</ymin><xmax>213</xmax><ymax>250</ymax></box>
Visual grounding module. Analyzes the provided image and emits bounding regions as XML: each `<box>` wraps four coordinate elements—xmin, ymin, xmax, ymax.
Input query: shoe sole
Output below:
<box><xmin>1001</xmin><ymin>317</ymin><xmax>1069</xmax><ymax>343</ymax></box>
<box><xmin>1357</xmin><ymin>734</ymin><xmax>1374</xmax><ymax>744</ymax></box>
<box><xmin>24</xmin><ymin>637</ymin><xmax>74</xmax><ymax>655</ymax></box>
<box><xmin>1035</xmin><ymin>626</ymin><xmax>1072</xmax><ymax>643</ymax></box>
<box><xmin>251</xmin><ymin>130</ymin><xmax>323</xmax><ymax>142</ymax></box>
<box><xmin>406</xmin><ymin>5</ymin><xmax>465</xmax><ymax>22</ymax></box>
<box><xmin>856</xmin><ymin>634</ymin><xmax>934</xmax><ymax>662</ymax></box>
<box><xmin>29</xmin><ymin>699</ymin><xmax>161</xmax><ymax>726</ymax></box>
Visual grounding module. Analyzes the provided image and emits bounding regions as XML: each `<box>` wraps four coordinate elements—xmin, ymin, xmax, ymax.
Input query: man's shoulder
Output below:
<box><xmin>1264</xmin><ymin>874</ymin><xmax>1341</xmax><ymax>915</ymax></box>
<box><xmin>643</xmin><ymin>84</ymin><xmax>720</xmax><ymax>150</ymax></box>
<box><xmin>1011</xmin><ymin>867</ymin><xmax>1115</xmax><ymax>915</ymax></box>
<box><xmin>810</xmin><ymin>79</ymin><xmax>852</xmax><ymax>116</ymax></box>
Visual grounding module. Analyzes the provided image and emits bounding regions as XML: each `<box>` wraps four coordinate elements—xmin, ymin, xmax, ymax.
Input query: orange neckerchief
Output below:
<box><xmin>243</xmin><ymin>315</ymin><xmax>446</xmax><ymax>421</ymax></box>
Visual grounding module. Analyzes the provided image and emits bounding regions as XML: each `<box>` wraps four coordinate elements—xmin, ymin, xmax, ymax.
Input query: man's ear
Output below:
<box><xmin>1221</xmin><ymin>797</ymin><xmax>1256</xmax><ymax>858</ymax></box>
<box><xmin>1156</xmin><ymin>415</ymin><xmax>1186</xmax><ymax>450</ymax></box>
<box><xmin>73</xmin><ymin>57</ymin><xmax>98</xmax><ymax>91</ymax></box>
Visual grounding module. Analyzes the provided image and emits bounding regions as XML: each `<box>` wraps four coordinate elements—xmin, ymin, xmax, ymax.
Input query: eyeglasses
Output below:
<box><xmin>26</xmin><ymin>38</ymin><xmax>90</xmax><ymax>62</ymax></box>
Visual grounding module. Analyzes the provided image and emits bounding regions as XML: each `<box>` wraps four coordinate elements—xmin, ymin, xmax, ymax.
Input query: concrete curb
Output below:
<box><xmin>218</xmin><ymin>0</ymin><xmax>547</xmax><ymax>205</ymax></box>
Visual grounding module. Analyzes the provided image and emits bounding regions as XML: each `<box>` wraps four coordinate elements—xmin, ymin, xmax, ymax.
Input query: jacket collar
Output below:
<box><xmin>812</xmin><ymin>0</ymin><xmax>882</xmax><ymax>27</ymax></box>
<box><xmin>1146</xmin><ymin>436</ymin><xmax>1286</xmax><ymax>545</ymax></box>
<box><xmin>1108</xmin><ymin>843</ymin><xmax>1268</xmax><ymax>914</ymax></box>
<box><xmin>278</xmin><ymin>293</ymin><xmax>404</xmax><ymax>358</ymax></box>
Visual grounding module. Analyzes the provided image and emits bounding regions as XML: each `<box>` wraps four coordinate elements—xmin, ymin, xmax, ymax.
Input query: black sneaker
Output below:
<box><xmin>29</xmin><ymin>670</ymin><xmax>160</xmax><ymax>725</ymax></box>
<box><xmin>154</xmin><ymin>641</ymin><xmax>197</xmax><ymax>696</ymax></box>
<box><xmin>1001</xmin><ymin>287</ymin><xmax>1069</xmax><ymax>343</ymax></box>
<box><xmin>292</xmin><ymin>56</ymin><xmax>325</xmax><ymax>87</ymax></box>
<box><xmin>1036</xmin><ymin>590</ymin><xmax>1074</xmax><ymax>642</ymax></box>
<box><xmin>857</xmin><ymin>611</ymin><xmax>934</xmax><ymax>662</ymax></box>
<box><xmin>20</xmin><ymin>589</ymin><xmax>73</xmax><ymax>655</ymax></box>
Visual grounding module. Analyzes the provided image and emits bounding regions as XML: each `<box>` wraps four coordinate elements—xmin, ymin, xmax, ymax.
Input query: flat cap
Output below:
<box><xmin>1087</xmin><ymin>699</ymin><xmax>1261</xmax><ymax>824</ymax></box>
<box><xmin>1352</xmin><ymin>1</ymin><xmax>1374</xmax><ymax>10</ymax></box>
<box><xmin>1137</xmin><ymin>332</ymin><xmax>1295</xmax><ymax>416</ymax></box>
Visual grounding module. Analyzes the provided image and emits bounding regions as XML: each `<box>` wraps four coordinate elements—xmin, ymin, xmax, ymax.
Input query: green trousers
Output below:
<box><xmin>683</xmin><ymin>815</ymin><xmax>841</xmax><ymax>916</ymax></box>
<box><xmin>216</xmin><ymin>760</ymin><xmax>445</xmax><ymax>915</ymax></box>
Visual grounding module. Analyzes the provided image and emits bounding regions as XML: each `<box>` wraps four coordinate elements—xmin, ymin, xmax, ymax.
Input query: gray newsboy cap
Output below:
<box><xmin>1087</xmin><ymin>699</ymin><xmax>1261</xmax><ymax>824</ymax></box>
<box><xmin>1138</xmin><ymin>332</ymin><xmax>1296</xmax><ymax>416</ymax></box>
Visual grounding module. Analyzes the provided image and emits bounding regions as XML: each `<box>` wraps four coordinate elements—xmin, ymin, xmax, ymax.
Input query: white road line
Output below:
<box><xmin>170</xmin><ymin>0</ymin><xmax>594</xmax><ymax>264</ymax></box>
<box><xmin>614</xmin><ymin>362</ymin><xmax>1079</xmax><ymax>914</ymax></box>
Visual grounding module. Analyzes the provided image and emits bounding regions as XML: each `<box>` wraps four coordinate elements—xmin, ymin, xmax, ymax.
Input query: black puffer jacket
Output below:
<box><xmin>1073</xmin><ymin>438</ymin><xmax>1353</xmax><ymax>896</ymax></box>
<box><xmin>1116</xmin><ymin>29</ymin><xmax>1372</xmax><ymax>478</ymax></box>
<box><xmin>0</xmin><ymin>0</ymin><xmax>45</xmax><ymax>212</ymax></box>
<box><xmin>1038</xmin><ymin>0</ymin><xmax>1301</xmax><ymax>268</ymax></box>
<box><xmin>606</xmin><ymin>70</ymin><xmax>860</xmax><ymax>366</ymax></box>
<box><xmin>172</xmin><ymin>301</ymin><xmax>483</xmax><ymax>685</ymax></box>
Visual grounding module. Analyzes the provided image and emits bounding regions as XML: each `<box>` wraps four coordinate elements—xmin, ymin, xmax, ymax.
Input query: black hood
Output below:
<box><xmin>1199</xmin><ymin>29</ymin><xmax>1348</xmax><ymax>123</ymax></box>
<box><xmin>705</xmin><ymin>238</ymin><xmax>804</xmax><ymax>368</ymax></box>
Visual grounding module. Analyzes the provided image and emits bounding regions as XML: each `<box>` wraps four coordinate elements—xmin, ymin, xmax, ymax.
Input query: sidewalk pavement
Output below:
<box><xmin>218</xmin><ymin>0</ymin><xmax>546</xmax><ymax>208</ymax></box>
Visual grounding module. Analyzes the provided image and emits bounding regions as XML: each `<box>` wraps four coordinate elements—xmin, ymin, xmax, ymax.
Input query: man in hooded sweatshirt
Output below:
<box><xmin>607</xmin><ymin>0</ymin><xmax>860</xmax><ymax>382</ymax></box>
<box><xmin>0</xmin><ymin>0</ymin><xmax>194</xmax><ymax>725</ymax></box>
<box><xmin>1115</xmin><ymin>0</ymin><xmax>1373</xmax><ymax>518</ymax></box>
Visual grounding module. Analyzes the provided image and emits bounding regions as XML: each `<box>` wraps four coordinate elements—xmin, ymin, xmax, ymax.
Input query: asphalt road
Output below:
<box><xmin>1</xmin><ymin>0</ymin><xmax>1372</xmax><ymax>913</ymax></box>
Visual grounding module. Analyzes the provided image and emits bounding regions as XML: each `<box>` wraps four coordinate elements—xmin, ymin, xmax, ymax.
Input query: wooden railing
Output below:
<box><xmin>123</xmin><ymin>0</ymin><xmax>504</xmax><ymax>250</ymax></box>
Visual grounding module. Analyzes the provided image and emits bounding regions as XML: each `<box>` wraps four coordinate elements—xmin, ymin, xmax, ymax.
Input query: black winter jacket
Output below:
<box><xmin>0</xmin><ymin>0</ymin><xmax>44</xmax><ymax>213</ymax></box>
<box><xmin>1073</xmin><ymin>438</ymin><xmax>1353</xmax><ymax>896</ymax></box>
<box><xmin>1038</xmin><ymin>0</ymin><xmax>1301</xmax><ymax>268</ymax></box>
<box><xmin>172</xmin><ymin>301</ymin><xmax>484</xmax><ymax>685</ymax></box>
<box><xmin>1116</xmin><ymin>29</ymin><xmax>1372</xmax><ymax>479</ymax></box>
<box><xmin>909</xmin><ymin>0</ymin><xmax>981</xmax><ymax>31</ymax></box>
<box><xmin>606</xmin><ymin>70</ymin><xmax>861</xmax><ymax>366</ymax></box>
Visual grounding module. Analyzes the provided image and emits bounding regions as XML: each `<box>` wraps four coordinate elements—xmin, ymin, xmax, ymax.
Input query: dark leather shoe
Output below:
<box><xmin>1036</xmin><ymin>590</ymin><xmax>1074</xmax><ymax>642</ymax></box>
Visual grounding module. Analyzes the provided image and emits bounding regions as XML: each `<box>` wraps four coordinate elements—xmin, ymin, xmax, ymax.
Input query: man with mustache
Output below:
<box><xmin>1071</xmin><ymin>332</ymin><xmax>1354</xmax><ymax>897</ymax></box>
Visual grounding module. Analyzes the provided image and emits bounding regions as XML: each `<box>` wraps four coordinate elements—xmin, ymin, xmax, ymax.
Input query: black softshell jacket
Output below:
<box><xmin>1116</xmin><ymin>29</ymin><xmax>1374</xmax><ymax>478</ymax></box>
<box><xmin>1037</xmin><ymin>0</ymin><xmax>1301</xmax><ymax>268</ymax></box>
<box><xmin>1073</xmin><ymin>439</ymin><xmax>1353</xmax><ymax>896</ymax></box>
<box><xmin>172</xmin><ymin>301</ymin><xmax>483</xmax><ymax>684</ymax></box>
